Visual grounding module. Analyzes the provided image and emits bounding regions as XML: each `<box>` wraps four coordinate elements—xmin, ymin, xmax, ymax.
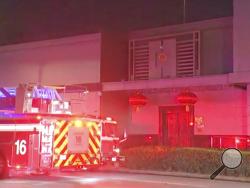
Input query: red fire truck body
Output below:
<box><xmin>101</xmin><ymin>121</ymin><xmax>125</xmax><ymax>166</ymax></box>
<box><xmin>0</xmin><ymin>114</ymin><xmax>122</xmax><ymax>177</ymax></box>
<box><xmin>0</xmin><ymin>84</ymin><xmax>124</xmax><ymax>178</ymax></box>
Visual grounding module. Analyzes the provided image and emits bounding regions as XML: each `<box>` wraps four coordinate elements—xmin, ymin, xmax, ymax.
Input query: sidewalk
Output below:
<box><xmin>99</xmin><ymin>166</ymin><xmax>250</xmax><ymax>183</ymax></box>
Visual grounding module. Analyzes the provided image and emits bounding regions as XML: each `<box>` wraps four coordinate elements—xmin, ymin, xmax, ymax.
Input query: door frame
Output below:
<box><xmin>159</xmin><ymin>105</ymin><xmax>194</xmax><ymax>146</ymax></box>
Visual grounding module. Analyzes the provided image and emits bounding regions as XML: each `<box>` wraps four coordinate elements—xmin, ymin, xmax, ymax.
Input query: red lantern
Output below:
<box><xmin>177</xmin><ymin>91</ymin><xmax>198</xmax><ymax>105</ymax></box>
<box><xmin>129</xmin><ymin>92</ymin><xmax>147</xmax><ymax>111</ymax></box>
<box><xmin>177</xmin><ymin>91</ymin><xmax>197</xmax><ymax>120</ymax></box>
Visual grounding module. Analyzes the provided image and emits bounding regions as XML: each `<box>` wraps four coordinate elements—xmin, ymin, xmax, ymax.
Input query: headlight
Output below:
<box><xmin>113</xmin><ymin>148</ymin><xmax>120</xmax><ymax>154</ymax></box>
<box><xmin>111</xmin><ymin>157</ymin><xmax>117</xmax><ymax>162</ymax></box>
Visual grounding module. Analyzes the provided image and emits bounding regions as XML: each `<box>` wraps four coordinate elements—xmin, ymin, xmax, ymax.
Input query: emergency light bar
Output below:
<box><xmin>32</xmin><ymin>86</ymin><xmax>62</xmax><ymax>101</ymax></box>
<box><xmin>0</xmin><ymin>87</ymin><xmax>61</xmax><ymax>101</ymax></box>
<box><xmin>0</xmin><ymin>88</ymin><xmax>16</xmax><ymax>98</ymax></box>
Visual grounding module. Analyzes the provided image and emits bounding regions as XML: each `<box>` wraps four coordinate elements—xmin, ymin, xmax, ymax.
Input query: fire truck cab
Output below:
<box><xmin>0</xmin><ymin>116</ymin><xmax>48</xmax><ymax>177</ymax></box>
<box><xmin>101</xmin><ymin>118</ymin><xmax>125</xmax><ymax>167</ymax></box>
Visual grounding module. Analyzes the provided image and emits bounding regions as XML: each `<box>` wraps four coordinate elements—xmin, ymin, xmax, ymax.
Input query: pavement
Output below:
<box><xmin>0</xmin><ymin>169</ymin><xmax>250</xmax><ymax>188</ymax></box>
<box><xmin>1</xmin><ymin>171</ymin><xmax>250</xmax><ymax>188</ymax></box>
<box><xmin>98</xmin><ymin>166</ymin><xmax>250</xmax><ymax>183</ymax></box>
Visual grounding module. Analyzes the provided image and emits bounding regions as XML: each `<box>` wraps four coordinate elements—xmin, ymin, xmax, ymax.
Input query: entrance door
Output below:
<box><xmin>28</xmin><ymin>133</ymin><xmax>40</xmax><ymax>170</ymax></box>
<box><xmin>160</xmin><ymin>106</ymin><xmax>193</xmax><ymax>147</ymax></box>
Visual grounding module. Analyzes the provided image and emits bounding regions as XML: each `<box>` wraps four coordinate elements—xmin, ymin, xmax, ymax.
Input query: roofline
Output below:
<box><xmin>0</xmin><ymin>33</ymin><xmax>101</xmax><ymax>53</ymax></box>
<box><xmin>102</xmin><ymin>74</ymin><xmax>231</xmax><ymax>91</ymax></box>
<box><xmin>129</xmin><ymin>17</ymin><xmax>232</xmax><ymax>40</ymax></box>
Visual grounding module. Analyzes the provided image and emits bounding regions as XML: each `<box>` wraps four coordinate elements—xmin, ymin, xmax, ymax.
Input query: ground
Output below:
<box><xmin>0</xmin><ymin>171</ymin><xmax>249</xmax><ymax>188</ymax></box>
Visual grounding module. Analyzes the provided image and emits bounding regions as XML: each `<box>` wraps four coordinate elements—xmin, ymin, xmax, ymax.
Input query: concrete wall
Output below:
<box><xmin>101</xmin><ymin>30</ymin><xmax>128</xmax><ymax>82</ymax></box>
<box><xmin>126</xmin><ymin>86</ymin><xmax>246</xmax><ymax>136</ymax></box>
<box><xmin>246</xmin><ymin>84</ymin><xmax>250</xmax><ymax>136</ymax></box>
<box><xmin>194</xmin><ymin>87</ymin><xmax>246</xmax><ymax>135</ymax></box>
<box><xmin>129</xmin><ymin>104</ymin><xmax>159</xmax><ymax>135</ymax></box>
<box><xmin>0</xmin><ymin>33</ymin><xmax>101</xmax><ymax>86</ymax></box>
<box><xmin>128</xmin><ymin>92</ymin><xmax>177</xmax><ymax>135</ymax></box>
<box><xmin>100</xmin><ymin>91</ymin><xmax>129</xmax><ymax>136</ymax></box>
<box><xmin>233</xmin><ymin>0</ymin><xmax>250</xmax><ymax>72</ymax></box>
<box><xmin>130</xmin><ymin>17</ymin><xmax>233</xmax><ymax>77</ymax></box>
<box><xmin>200</xmin><ymin>26</ymin><xmax>233</xmax><ymax>75</ymax></box>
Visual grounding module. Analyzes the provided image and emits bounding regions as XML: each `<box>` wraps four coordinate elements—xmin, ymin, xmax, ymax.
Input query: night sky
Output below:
<box><xmin>0</xmin><ymin>0</ymin><xmax>233</xmax><ymax>45</ymax></box>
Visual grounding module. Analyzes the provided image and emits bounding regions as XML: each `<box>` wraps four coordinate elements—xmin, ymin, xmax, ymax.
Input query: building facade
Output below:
<box><xmin>102</xmin><ymin>17</ymin><xmax>244</xmax><ymax>149</ymax></box>
<box><xmin>0</xmin><ymin>0</ymin><xmax>249</xmax><ymax>149</ymax></box>
<box><xmin>0</xmin><ymin>33</ymin><xmax>102</xmax><ymax>116</ymax></box>
<box><xmin>102</xmin><ymin>0</ymin><xmax>250</xmax><ymax>149</ymax></box>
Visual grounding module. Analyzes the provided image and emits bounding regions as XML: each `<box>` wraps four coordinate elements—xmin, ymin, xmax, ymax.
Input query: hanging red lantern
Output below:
<box><xmin>177</xmin><ymin>91</ymin><xmax>198</xmax><ymax>105</ymax></box>
<box><xmin>129</xmin><ymin>92</ymin><xmax>147</xmax><ymax>111</ymax></box>
<box><xmin>177</xmin><ymin>91</ymin><xmax>197</xmax><ymax>121</ymax></box>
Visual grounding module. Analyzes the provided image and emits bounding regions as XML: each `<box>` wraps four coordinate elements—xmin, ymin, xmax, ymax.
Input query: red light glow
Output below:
<box><xmin>145</xmin><ymin>136</ymin><xmax>153</xmax><ymax>144</ymax></box>
<box><xmin>235</xmin><ymin>138</ymin><xmax>240</xmax><ymax>144</ymax></box>
<box><xmin>16</xmin><ymin>165</ymin><xmax>21</xmax><ymax>169</ymax></box>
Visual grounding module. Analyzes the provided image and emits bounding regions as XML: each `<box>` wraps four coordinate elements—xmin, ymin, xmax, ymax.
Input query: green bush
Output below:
<box><xmin>122</xmin><ymin>146</ymin><xmax>250</xmax><ymax>177</ymax></box>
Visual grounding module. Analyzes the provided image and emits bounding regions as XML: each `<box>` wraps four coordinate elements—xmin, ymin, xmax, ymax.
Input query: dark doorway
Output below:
<box><xmin>160</xmin><ymin>106</ymin><xmax>194</xmax><ymax>147</ymax></box>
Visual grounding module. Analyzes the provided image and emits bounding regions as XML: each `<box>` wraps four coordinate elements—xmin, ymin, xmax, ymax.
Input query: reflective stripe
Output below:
<box><xmin>101</xmin><ymin>136</ymin><xmax>119</xmax><ymax>141</ymax></box>
<box><xmin>52</xmin><ymin>120</ymin><xmax>101</xmax><ymax>168</ymax></box>
<box><xmin>64</xmin><ymin>154</ymin><xmax>75</xmax><ymax>166</ymax></box>
<box><xmin>57</xmin><ymin>139</ymin><xmax>68</xmax><ymax>154</ymax></box>
<box><xmin>0</xmin><ymin>124</ymin><xmax>42</xmax><ymax>131</ymax></box>
<box><xmin>54</xmin><ymin>122</ymin><xmax>68</xmax><ymax>147</ymax></box>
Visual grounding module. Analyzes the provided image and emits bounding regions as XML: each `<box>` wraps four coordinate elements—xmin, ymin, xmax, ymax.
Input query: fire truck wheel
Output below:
<box><xmin>0</xmin><ymin>154</ymin><xmax>8</xmax><ymax>179</ymax></box>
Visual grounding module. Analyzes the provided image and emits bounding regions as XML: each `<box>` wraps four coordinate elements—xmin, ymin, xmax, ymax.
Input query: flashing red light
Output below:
<box><xmin>235</xmin><ymin>138</ymin><xmax>240</xmax><ymax>144</ymax></box>
<box><xmin>145</xmin><ymin>136</ymin><xmax>153</xmax><ymax>143</ymax></box>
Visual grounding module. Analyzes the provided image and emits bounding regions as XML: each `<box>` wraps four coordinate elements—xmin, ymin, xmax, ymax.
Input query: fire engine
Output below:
<box><xmin>0</xmin><ymin>84</ymin><xmax>124</xmax><ymax>178</ymax></box>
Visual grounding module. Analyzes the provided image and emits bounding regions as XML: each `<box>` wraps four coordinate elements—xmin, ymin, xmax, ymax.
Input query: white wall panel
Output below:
<box><xmin>233</xmin><ymin>0</ymin><xmax>250</xmax><ymax>72</ymax></box>
<box><xmin>194</xmin><ymin>87</ymin><xmax>246</xmax><ymax>135</ymax></box>
<box><xmin>129</xmin><ymin>105</ymin><xmax>159</xmax><ymax>134</ymax></box>
<box><xmin>128</xmin><ymin>87</ymin><xmax>246</xmax><ymax>136</ymax></box>
<box><xmin>0</xmin><ymin>33</ymin><xmax>101</xmax><ymax>86</ymax></box>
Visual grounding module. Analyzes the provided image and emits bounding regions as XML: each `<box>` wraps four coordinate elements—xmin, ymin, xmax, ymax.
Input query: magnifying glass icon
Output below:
<box><xmin>210</xmin><ymin>148</ymin><xmax>242</xmax><ymax>180</ymax></box>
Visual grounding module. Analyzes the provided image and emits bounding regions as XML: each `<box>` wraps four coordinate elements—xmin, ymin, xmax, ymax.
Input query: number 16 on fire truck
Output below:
<box><xmin>0</xmin><ymin>115</ymin><xmax>125</xmax><ymax>178</ymax></box>
<box><xmin>0</xmin><ymin>85</ymin><xmax>125</xmax><ymax>178</ymax></box>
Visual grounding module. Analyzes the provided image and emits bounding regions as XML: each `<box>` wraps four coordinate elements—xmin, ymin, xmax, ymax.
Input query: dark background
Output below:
<box><xmin>0</xmin><ymin>0</ymin><xmax>233</xmax><ymax>45</ymax></box>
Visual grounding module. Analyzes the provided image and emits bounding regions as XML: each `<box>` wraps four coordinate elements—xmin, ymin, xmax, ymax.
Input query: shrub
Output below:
<box><xmin>122</xmin><ymin>146</ymin><xmax>250</xmax><ymax>177</ymax></box>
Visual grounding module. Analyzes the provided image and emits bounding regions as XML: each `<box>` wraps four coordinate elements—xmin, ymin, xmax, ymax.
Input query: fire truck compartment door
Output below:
<box><xmin>68</xmin><ymin>127</ymin><xmax>89</xmax><ymax>153</ymax></box>
<box><xmin>28</xmin><ymin>133</ymin><xmax>40</xmax><ymax>169</ymax></box>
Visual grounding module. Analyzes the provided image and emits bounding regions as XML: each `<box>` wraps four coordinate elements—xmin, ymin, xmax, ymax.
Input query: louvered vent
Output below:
<box><xmin>176</xmin><ymin>32</ymin><xmax>200</xmax><ymax>77</ymax></box>
<box><xmin>129</xmin><ymin>41</ymin><xmax>149</xmax><ymax>80</ymax></box>
<box><xmin>129</xmin><ymin>31</ymin><xmax>200</xmax><ymax>80</ymax></box>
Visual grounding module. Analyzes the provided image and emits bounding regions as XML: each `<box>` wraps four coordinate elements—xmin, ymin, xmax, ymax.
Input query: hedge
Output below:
<box><xmin>122</xmin><ymin>146</ymin><xmax>250</xmax><ymax>177</ymax></box>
